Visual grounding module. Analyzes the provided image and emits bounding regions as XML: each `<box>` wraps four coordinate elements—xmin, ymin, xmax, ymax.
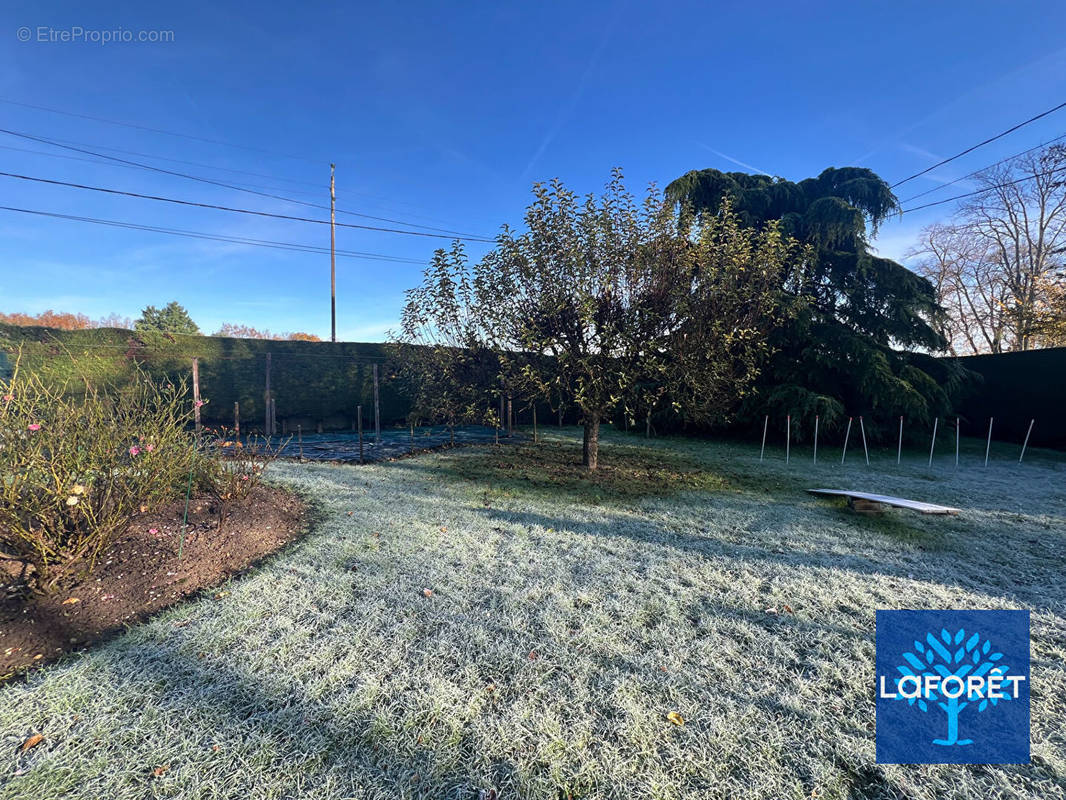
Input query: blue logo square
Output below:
<box><xmin>876</xmin><ymin>609</ymin><xmax>1030</xmax><ymax>764</ymax></box>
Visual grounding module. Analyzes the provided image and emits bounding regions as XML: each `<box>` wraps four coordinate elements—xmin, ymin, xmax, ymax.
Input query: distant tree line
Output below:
<box><xmin>2</xmin><ymin>302</ymin><xmax>320</xmax><ymax>342</ymax></box>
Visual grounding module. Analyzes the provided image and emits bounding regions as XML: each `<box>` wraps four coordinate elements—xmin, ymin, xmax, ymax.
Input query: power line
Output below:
<box><xmin>0</xmin><ymin>128</ymin><xmax>493</xmax><ymax>238</ymax></box>
<box><xmin>0</xmin><ymin>141</ymin><xmax>326</xmax><ymax>196</ymax></box>
<box><xmin>1</xmin><ymin>136</ymin><xmax>500</xmax><ymax>231</ymax></box>
<box><xmin>42</xmin><ymin>136</ymin><xmax>323</xmax><ymax>189</ymax></box>
<box><xmin>0</xmin><ymin>170</ymin><xmax>497</xmax><ymax>242</ymax></box>
<box><xmin>897</xmin><ymin>131</ymin><xmax>1066</xmax><ymax>203</ymax></box>
<box><xmin>0</xmin><ymin>96</ymin><xmax>320</xmax><ymax>164</ymax></box>
<box><xmin>891</xmin><ymin>100</ymin><xmax>1066</xmax><ymax>189</ymax></box>
<box><xmin>900</xmin><ymin>162</ymin><xmax>1066</xmax><ymax>214</ymax></box>
<box><xmin>0</xmin><ymin>204</ymin><xmax>428</xmax><ymax>263</ymax></box>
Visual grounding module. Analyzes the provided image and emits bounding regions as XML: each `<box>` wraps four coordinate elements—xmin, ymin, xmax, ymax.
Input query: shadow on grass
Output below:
<box><xmin>387</xmin><ymin>439</ymin><xmax>731</xmax><ymax>506</ymax></box>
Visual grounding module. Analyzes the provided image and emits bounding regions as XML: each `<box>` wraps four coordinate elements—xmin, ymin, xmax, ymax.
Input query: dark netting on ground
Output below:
<box><xmin>262</xmin><ymin>425</ymin><xmax>523</xmax><ymax>463</ymax></box>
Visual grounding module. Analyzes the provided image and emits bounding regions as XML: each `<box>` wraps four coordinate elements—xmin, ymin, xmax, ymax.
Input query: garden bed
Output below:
<box><xmin>0</xmin><ymin>484</ymin><xmax>306</xmax><ymax>679</ymax></box>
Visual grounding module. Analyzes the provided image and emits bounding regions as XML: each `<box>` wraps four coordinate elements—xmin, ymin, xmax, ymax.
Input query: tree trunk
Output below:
<box><xmin>582</xmin><ymin>416</ymin><xmax>600</xmax><ymax>470</ymax></box>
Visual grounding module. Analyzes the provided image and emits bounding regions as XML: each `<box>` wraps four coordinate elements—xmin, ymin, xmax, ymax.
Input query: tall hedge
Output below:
<box><xmin>0</xmin><ymin>324</ymin><xmax>415</xmax><ymax>431</ymax></box>
<box><xmin>4</xmin><ymin>324</ymin><xmax>1062</xmax><ymax>448</ymax></box>
<box><xmin>955</xmin><ymin>347</ymin><xmax>1066</xmax><ymax>449</ymax></box>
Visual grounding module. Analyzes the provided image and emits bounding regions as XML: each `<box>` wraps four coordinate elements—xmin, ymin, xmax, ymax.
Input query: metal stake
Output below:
<box><xmin>1019</xmin><ymin>419</ymin><xmax>1035</xmax><ymax>463</ymax></box>
<box><xmin>841</xmin><ymin>416</ymin><xmax>853</xmax><ymax>465</ymax></box>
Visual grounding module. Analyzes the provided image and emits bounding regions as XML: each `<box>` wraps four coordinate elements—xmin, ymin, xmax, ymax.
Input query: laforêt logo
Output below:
<box><xmin>875</xmin><ymin>609</ymin><xmax>1030</xmax><ymax>764</ymax></box>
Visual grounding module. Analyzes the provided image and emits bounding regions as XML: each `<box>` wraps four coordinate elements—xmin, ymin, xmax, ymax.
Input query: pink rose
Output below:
<box><xmin>129</xmin><ymin>446</ymin><xmax>140</xmax><ymax>456</ymax></box>
<box><xmin>145</xmin><ymin>444</ymin><xmax>155</xmax><ymax>452</ymax></box>
<box><xmin>28</xmin><ymin>423</ymin><xmax>42</xmax><ymax>432</ymax></box>
<box><xmin>2</xmin><ymin>394</ymin><xmax>12</xmax><ymax>402</ymax></box>
<box><xmin>149</xmin><ymin>528</ymin><xmax>159</xmax><ymax>535</ymax></box>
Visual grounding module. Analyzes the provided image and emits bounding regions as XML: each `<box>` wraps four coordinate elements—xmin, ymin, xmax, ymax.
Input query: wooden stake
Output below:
<box><xmin>234</xmin><ymin>401</ymin><xmax>240</xmax><ymax>437</ymax></box>
<box><xmin>372</xmin><ymin>363</ymin><xmax>381</xmax><ymax>444</ymax></box>
<box><xmin>841</xmin><ymin>417</ymin><xmax>852</xmax><ymax>464</ymax></box>
<box><xmin>897</xmin><ymin>416</ymin><xmax>903</xmax><ymax>465</ymax></box>
<box><xmin>357</xmin><ymin>405</ymin><xmax>364</xmax><ymax>464</ymax></box>
<box><xmin>859</xmin><ymin>416</ymin><xmax>869</xmax><ymax>466</ymax></box>
<box><xmin>264</xmin><ymin>352</ymin><xmax>272</xmax><ymax>436</ymax></box>
<box><xmin>270</xmin><ymin>398</ymin><xmax>276</xmax><ymax>438</ymax></box>
<box><xmin>984</xmin><ymin>417</ymin><xmax>993</xmax><ymax>467</ymax></box>
<box><xmin>297</xmin><ymin>424</ymin><xmax>303</xmax><ymax>460</ymax></box>
<box><xmin>533</xmin><ymin>405</ymin><xmax>538</xmax><ymax>443</ymax></box>
<box><xmin>785</xmin><ymin>415</ymin><xmax>791</xmax><ymax>465</ymax></box>
<box><xmin>330</xmin><ymin>164</ymin><xmax>337</xmax><ymax>343</ymax></box>
<box><xmin>928</xmin><ymin>417</ymin><xmax>938</xmax><ymax>468</ymax></box>
<box><xmin>1019</xmin><ymin>418</ymin><xmax>1035</xmax><ymax>463</ymax></box>
<box><xmin>191</xmin><ymin>357</ymin><xmax>201</xmax><ymax>432</ymax></box>
<box><xmin>813</xmin><ymin>415</ymin><xmax>819</xmax><ymax>464</ymax></box>
<box><xmin>507</xmin><ymin>395</ymin><xmax>513</xmax><ymax>437</ymax></box>
<box><xmin>760</xmin><ymin>415</ymin><xmax>768</xmax><ymax>462</ymax></box>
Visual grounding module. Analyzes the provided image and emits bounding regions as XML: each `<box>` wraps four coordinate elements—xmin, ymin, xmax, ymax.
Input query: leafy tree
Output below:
<box><xmin>397</xmin><ymin>171</ymin><xmax>802</xmax><ymax>469</ymax></box>
<box><xmin>135</xmin><ymin>302</ymin><xmax>201</xmax><ymax>335</ymax></box>
<box><xmin>393</xmin><ymin>243</ymin><xmax>503</xmax><ymax>440</ymax></box>
<box><xmin>0</xmin><ymin>310</ymin><xmax>93</xmax><ymax>330</ymax></box>
<box><xmin>665</xmin><ymin>167</ymin><xmax>963</xmax><ymax>438</ymax></box>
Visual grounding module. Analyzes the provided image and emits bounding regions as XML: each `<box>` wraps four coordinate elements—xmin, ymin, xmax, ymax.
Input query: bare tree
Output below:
<box><xmin>910</xmin><ymin>224</ymin><xmax>1012</xmax><ymax>354</ymax></box>
<box><xmin>916</xmin><ymin>145</ymin><xmax>1066</xmax><ymax>353</ymax></box>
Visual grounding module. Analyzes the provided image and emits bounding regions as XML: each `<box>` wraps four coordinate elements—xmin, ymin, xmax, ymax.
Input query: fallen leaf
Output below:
<box><xmin>439</xmin><ymin>526</ymin><xmax>447</xmax><ymax>533</ymax></box>
<box><xmin>214</xmin><ymin>591</ymin><xmax>229</xmax><ymax>599</ymax></box>
<box><xmin>527</xmin><ymin>650</ymin><xmax>538</xmax><ymax>661</ymax></box>
<box><xmin>666</xmin><ymin>711</ymin><xmax>685</xmax><ymax>726</ymax></box>
<box><xmin>19</xmin><ymin>734</ymin><xmax>43</xmax><ymax>752</ymax></box>
<box><xmin>153</xmin><ymin>764</ymin><xmax>170</xmax><ymax>777</ymax></box>
<box><xmin>764</xmin><ymin>606</ymin><xmax>778</xmax><ymax>614</ymax></box>
<box><xmin>61</xmin><ymin>597</ymin><xmax>80</xmax><ymax>605</ymax></box>
<box><xmin>422</xmin><ymin>588</ymin><xmax>433</xmax><ymax>597</ymax></box>
<box><xmin>211</xmin><ymin>745</ymin><xmax>220</xmax><ymax>753</ymax></box>
<box><xmin>783</xmin><ymin>603</ymin><xmax>794</xmax><ymax>614</ymax></box>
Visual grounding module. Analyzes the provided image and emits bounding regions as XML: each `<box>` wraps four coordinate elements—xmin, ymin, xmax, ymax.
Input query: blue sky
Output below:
<box><xmin>3</xmin><ymin>1</ymin><xmax>1066</xmax><ymax>341</ymax></box>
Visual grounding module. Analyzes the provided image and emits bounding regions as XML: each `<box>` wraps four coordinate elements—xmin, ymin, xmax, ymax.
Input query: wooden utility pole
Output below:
<box><xmin>264</xmin><ymin>352</ymin><xmax>272</xmax><ymax>435</ymax></box>
<box><xmin>357</xmin><ymin>405</ymin><xmax>364</xmax><ymax>463</ymax></box>
<box><xmin>373</xmin><ymin>363</ymin><xmax>381</xmax><ymax>444</ymax></box>
<box><xmin>191</xmin><ymin>357</ymin><xmax>201</xmax><ymax>432</ymax></box>
<box><xmin>330</xmin><ymin>164</ymin><xmax>337</xmax><ymax>343</ymax></box>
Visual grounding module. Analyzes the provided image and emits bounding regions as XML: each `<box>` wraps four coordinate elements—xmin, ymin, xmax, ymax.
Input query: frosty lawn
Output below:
<box><xmin>1</xmin><ymin>430</ymin><xmax>1064</xmax><ymax>800</ymax></box>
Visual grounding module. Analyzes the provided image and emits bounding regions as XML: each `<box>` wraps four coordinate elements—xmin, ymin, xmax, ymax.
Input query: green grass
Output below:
<box><xmin>1</xmin><ymin>429</ymin><xmax>1064</xmax><ymax>799</ymax></box>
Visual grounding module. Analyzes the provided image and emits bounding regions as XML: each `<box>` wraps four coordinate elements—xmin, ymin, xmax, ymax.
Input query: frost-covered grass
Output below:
<box><xmin>1</xmin><ymin>428</ymin><xmax>1064</xmax><ymax>800</ymax></box>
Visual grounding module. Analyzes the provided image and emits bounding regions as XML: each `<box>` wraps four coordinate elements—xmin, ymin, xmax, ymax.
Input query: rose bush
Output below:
<box><xmin>0</xmin><ymin>361</ymin><xmax>206</xmax><ymax>590</ymax></box>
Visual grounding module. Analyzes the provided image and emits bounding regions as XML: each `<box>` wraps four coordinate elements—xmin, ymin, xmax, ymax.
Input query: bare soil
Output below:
<box><xmin>0</xmin><ymin>485</ymin><xmax>306</xmax><ymax>679</ymax></box>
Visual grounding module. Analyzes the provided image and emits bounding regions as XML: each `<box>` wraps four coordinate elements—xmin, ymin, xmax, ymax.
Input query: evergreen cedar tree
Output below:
<box><xmin>665</xmin><ymin>167</ymin><xmax>971</xmax><ymax>439</ymax></box>
<box><xmin>134</xmin><ymin>301</ymin><xmax>201</xmax><ymax>336</ymax></box>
